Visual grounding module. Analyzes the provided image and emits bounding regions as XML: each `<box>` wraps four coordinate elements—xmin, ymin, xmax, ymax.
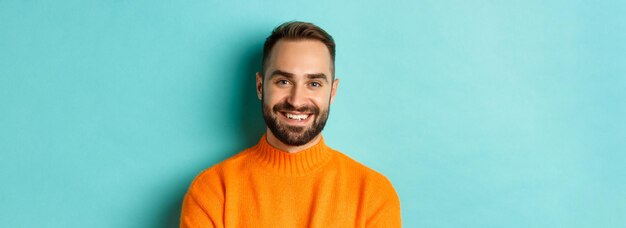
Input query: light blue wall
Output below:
<box><xmin>1</xmin><ymin>0</ymin><xmax>625</xmax><ymax>227</ymax></box>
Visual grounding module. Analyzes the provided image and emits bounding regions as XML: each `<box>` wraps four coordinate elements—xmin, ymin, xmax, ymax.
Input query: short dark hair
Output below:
<box><xmin>261</xmin><ymin>21</ymin><xmax>336</xmax><ymax>77</ymax></box>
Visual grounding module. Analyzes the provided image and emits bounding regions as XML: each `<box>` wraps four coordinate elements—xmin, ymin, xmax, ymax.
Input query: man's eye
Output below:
<box><xmin>277</xmin><ymin>80</ymin><xmax>290</xmax><ymax>85</ymax></box>
<box><xmin>310</xmin><ymin>82</ymin><xmax>321</xmax><ymax>87</ymax></box>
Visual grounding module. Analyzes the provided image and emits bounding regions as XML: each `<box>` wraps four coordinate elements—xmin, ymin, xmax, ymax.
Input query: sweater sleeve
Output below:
<box><xmin>366</xmin><ymin>176</ymin><xmax>402</xmax><ymax>228</ymax></box>
<box><xmin>180</xmin><ymin>168</ymin><xmax>225</xmax><ymax>228</ymax></box>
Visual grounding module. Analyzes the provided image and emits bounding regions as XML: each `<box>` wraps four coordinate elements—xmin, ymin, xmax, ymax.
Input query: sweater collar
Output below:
<box><xmin>250</xmin><ymin>134</ymin><xmax>334</xmax><ymax>176</ymax></box>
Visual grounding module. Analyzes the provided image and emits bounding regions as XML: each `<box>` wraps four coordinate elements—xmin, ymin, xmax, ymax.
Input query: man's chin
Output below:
<box><xmin>281</xmin><ymin>136</ymin><xmax>315</xmax><ymax>146</ymax></box>
<box><xmin>279</xmin><ymin>126</ymin><xmax>310</xmax><ymax>138</ymax></box>
<box><xmin>273</xmin><ymin>128</ymin><xmax>317</xmax><ymax>146</ymax></box>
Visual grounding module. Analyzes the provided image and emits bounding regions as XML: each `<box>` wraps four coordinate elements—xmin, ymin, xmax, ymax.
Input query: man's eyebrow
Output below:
<box><xmin>306</xmin><ymin>73</ymin><xmax>329</xmax><ymax>83</ymax></box>
<box><xmin>269</xmin><ymin>70</ymin><xmax>329</xmax><ymax>83</ymax></box>
<box><xmin>269</xmin><ymin>70</ymin><xmax>294</xmax><ymax>79</ymax></box>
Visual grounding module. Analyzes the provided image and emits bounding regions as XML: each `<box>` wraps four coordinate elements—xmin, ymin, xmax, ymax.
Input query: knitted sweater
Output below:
<box><xmin>180</xmin><ymin>135</ymin><xmax>402</xmax><ymax>227</ymax></box>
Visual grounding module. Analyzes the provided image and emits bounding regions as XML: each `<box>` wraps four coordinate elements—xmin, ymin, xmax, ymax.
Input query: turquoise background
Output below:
<box><xmin>1</xmin><ymin>0</ymin><xmax>625</xmax><ymax>227</ymax></box>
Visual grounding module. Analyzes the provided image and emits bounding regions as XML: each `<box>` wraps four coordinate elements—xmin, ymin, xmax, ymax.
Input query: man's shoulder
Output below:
<box><xmin>330</xmin><ymin>148</ymin><xmax>400</xmax><ymax>207</ymax></box>
<box><xmin>192</xmin><ymin>147</ymin><xmax>254</xmax><ymax>181</ymax></box>
<box><xmin>330</xmin><ymin>148</ymin><xmax>394</xmax><ymax>186</ymax></box>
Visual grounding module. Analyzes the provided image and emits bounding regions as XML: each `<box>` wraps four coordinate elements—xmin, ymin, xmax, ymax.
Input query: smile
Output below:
<box><xmin>286</xmin><ymin>113</ymin><xmax>309</xmax><ymax>120</ymax></box>
<box><xmin>279</xmin><ymin>112</ymin><xmax>313</xmax><ymax>123</ymax></box>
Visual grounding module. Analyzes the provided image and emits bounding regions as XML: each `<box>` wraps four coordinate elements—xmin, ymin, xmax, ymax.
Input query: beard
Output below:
<box><xmin>262</xmin><ymin>99</ymin><xmax>330</xmax><ymax>146</ymax></box>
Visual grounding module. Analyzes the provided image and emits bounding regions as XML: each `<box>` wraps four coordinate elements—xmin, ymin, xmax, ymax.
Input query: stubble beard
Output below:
<box><xmin>261</xmin><ymin>99</ymin><xmax>330</xmax><ymax>146</ymax></box>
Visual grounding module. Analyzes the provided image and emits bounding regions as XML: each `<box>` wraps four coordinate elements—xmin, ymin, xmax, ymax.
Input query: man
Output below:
<box><xmin>180</xmin><ymin>21</ymin><xmax>401</xmax><ymax>227</ymax></box>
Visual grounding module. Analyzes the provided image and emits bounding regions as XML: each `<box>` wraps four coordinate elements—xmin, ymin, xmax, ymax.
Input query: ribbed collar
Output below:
<box><xmin>249</xmin><ymin>134</ymin><xmax>334</xmax><ymax>176</ymax></box>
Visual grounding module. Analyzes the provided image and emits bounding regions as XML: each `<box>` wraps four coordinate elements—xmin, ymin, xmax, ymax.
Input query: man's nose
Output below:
<box><xmin>287</xmin><ymin>84</ymin><xmax>306</xmax><ymax>108</ymax></box>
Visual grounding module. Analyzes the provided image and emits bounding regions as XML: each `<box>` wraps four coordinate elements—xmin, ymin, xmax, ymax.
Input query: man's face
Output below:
<box><xmin>256</xmin><ymin>40</ymin><xmax>338</xmax><ymax>146</ymax></box>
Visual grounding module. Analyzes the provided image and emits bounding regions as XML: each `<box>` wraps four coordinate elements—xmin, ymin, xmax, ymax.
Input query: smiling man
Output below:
<box><xmin>180</xmin><ymin>21</ymin><xmax>401</xmax><ymax>227</ymax></box>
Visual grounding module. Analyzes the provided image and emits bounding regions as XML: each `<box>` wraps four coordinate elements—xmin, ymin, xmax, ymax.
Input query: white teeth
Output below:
<box><xmin>286</xmin><ymin>113</ymin><xmax>309</xmax><ymax>120</ymax></box>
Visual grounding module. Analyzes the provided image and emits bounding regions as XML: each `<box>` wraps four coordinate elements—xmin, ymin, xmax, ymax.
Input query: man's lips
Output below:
<box><xmin>278</xmin><ymin>111</ymin><xmax>313</xmax><ymax>125</ymax></box>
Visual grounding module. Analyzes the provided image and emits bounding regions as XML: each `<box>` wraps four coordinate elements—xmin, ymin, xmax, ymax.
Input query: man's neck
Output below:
<box><xmin>265</xmin><ymin>129</ymin><xmax>322</xmax><ymax>153</ymax></box>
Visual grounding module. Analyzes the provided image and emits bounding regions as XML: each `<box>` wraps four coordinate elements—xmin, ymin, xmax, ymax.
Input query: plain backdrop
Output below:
<box><xmin>1</xmin><ymin>0</ymin><xmax>625</xmax><ymax>227</ymax></box>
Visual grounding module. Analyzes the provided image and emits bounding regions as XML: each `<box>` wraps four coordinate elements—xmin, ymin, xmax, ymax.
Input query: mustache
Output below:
<box><xmin>273</xmin><ymin>101</ymin><xmax>319</xmax><ymax>115</ymax></box>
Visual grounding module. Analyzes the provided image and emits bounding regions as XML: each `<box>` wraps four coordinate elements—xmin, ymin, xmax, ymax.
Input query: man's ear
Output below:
<box><xmin>330</xmin><ymin>78</ymin><xmax>339</xmax><ymax>104</ymax></box>
<box><xmin>256</xmin><ymin>72</ymin><xmax>263</xmax><ymax>100</ymax></box>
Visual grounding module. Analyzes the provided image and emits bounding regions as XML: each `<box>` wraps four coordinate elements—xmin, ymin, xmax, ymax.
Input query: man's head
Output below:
<box><xmin>261</xmin><ymin>21</ymin><xmax>336</xmax><ymax>79</ymax></box>
<box><xmin>256</xmin><ymin>21</ymin><xmax>339</xmax><ymax>147</ymax></box>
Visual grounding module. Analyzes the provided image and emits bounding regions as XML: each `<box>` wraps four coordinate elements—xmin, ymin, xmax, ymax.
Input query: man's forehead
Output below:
<box><xmin>271</xmin><ymin>39</ymin><xmax>331</xmax><ymax>56</ymax></box>
<box><xmin>266</xmin><ymin>40</ymin><xmax>333</xmax><ymax>75</ymax></box>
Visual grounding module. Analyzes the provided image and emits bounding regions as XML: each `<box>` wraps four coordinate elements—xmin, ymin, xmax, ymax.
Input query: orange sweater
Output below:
<box><xmin>180</xmin><ymin>135</ymin><xmax>402</xmax><ymax>227</ymax></box>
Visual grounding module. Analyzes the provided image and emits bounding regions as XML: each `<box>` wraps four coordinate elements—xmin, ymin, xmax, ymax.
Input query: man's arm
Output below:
<box><xmin>366</xmin><ymin>176</ymin><xmax>402</xmax><ymax>227</ymax></box>
<box><xmin>180</xmin><ymin>169</ymin><xmax>225</xmax><ymax>228</ymax></box>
